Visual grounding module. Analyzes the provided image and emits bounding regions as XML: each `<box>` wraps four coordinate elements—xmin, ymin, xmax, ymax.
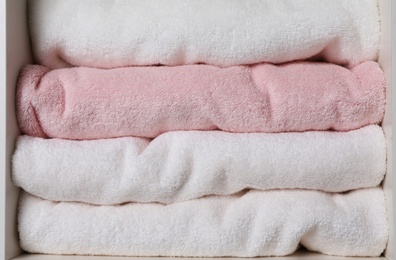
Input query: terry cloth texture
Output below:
<box><xmin>12</xmin><ymin>125</ymin><xmax>386</xmax><ymax>205</ymax></box>
<box><xmin>18</xmin><ymin>188</ymin><xmax>388</xmax><ymax>257</ymax></box>
<box><xmin>16</xmin><ymin>62</ymin><xmax>385</xmax><ymax>139</ymax></box>
<box><xmin>28</xmin><ymin>0</ymin><xmax>381</xmax><ymax>69</ymax></box>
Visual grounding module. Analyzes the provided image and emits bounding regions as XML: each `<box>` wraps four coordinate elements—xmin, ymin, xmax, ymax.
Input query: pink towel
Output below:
<box><xmin>17</xmin><ymin>62</ymin><xmax>385</xmax><ymax>139</ymax></box>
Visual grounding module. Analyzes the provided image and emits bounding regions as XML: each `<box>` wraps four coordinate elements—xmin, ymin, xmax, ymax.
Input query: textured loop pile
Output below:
<box><xmin>28</xmin><ymin>0</ymin><xmax>380</xmax><ymax>69</ymax></box>
<box><xmin>12</xmin><ymin>125</ymin><xmax>386</xmax><ymax>205</ymax></box>
<box><xmin>18</xmin><ymin>188</ymin><xmax>388</xmax><ymax>257</ymax></box>
<box><xmin>17</xmin><ymin>1</ymin><xmax>389</xmax><ymax>258</ymax></box>
<box><xmin>16</xmin><ymin>62</ymin><xmax>385</xmax><ymax>140</ymax></box>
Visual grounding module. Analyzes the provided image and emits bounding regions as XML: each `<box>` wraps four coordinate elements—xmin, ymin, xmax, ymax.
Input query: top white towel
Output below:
<box><xmin>28</xmin><ymin>0</ymin><xmax>381</xmax><ymax>69</ymax></box>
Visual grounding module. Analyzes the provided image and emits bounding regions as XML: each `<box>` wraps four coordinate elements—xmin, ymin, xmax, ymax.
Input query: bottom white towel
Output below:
<box><xmin>19</xmin><ymin>188</ymin><xmax>388</xmax><ymax>257</ymax></box>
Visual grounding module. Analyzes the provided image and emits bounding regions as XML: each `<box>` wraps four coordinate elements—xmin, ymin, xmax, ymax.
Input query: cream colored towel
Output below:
<box><xmin>19</xmin><ymin>188</ymin><xmax>388</xmax><ymax>257</ymax></box>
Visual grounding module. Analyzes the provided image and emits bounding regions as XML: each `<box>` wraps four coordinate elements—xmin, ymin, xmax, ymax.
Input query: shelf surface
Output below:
<box><xmin>11</xmin><ymin>252</ymin><xmax>388</xmax><ymax>260</ymax></box>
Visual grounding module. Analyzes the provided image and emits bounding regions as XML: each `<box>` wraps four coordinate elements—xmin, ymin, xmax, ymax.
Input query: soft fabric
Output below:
<box><xmin>12</xmin><ymin>125</ymin><xmax>386</xmax><ymax>205</ymax></box>
<box><xmin>18</xmin><ymin>188</ymin><xmax>388</xmax><ymax>257</ymax></box>
<box><xmin>16</xmin><ymin>62</ymin><xmax>385</xmax><ymax>139</ymax></box>
<box><xmin>28</xmin><ymin>0</ymin><xmax>381</xmax><ymax>69</ymax></box>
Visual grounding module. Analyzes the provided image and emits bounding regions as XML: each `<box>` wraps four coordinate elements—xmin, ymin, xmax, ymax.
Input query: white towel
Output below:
<box><xmin>12</xmin><ymin>125</ymin><xmax>386</xmax><ymax>205</ymax></box>
<box><xmin>28</xmin><ymin>0</ymin><xmax>380</xmax><ymax>69</ymax></box>
<box><xmin>18</xmin><ymin>188</ymin><xmax>388</xmax><ymax>257</ymax></box>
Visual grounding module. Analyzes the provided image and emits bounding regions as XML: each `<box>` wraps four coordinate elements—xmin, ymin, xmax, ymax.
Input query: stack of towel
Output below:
<box><xmin>13</xmin><ymin>0</ymin><xmax>388</xmax><ymax>257</ymax></box>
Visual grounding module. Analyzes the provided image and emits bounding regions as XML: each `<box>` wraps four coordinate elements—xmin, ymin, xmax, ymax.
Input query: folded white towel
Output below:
<box><xmin>29</xmin><ymin>0</ymin><xmax>380</xmax><ymax>69</ymax></box>
<box><xmin>13</xmin><ymin>125</ymin><xmax>385</xmax><ymax>205</ymax></box>
<box><xmin>19</xmin><ymin>188</ymin><xmax>388</xmax><ymax>257</ymax></box>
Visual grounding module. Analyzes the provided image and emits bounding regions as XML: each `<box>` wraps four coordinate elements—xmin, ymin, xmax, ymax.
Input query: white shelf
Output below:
<box><xmin>10</xmin><ymin>252</ymin><xmax>389</xmax><ymax>260</ymax></box>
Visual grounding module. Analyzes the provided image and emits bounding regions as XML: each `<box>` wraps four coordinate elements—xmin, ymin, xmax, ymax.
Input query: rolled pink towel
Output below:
<box><xmin>17</xmin><ymin>62</ymin><xmax>385</xmax><ymax>139</ymax></box>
